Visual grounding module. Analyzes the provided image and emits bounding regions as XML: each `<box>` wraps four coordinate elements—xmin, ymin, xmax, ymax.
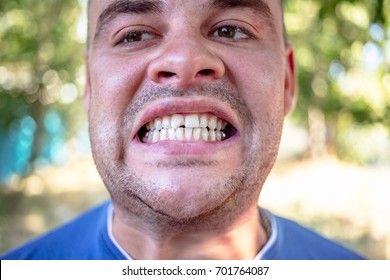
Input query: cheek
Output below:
<box><xmin>87</xmin><ymin>55</ymin><xmax>147</xmax><ymax>154</ymax></box>
<box><xmin>88</xmin><ymin>54</ymin><xmax>147</xmax><ymax>124</ymax></box>
<box><xmin>226</xmin><ymin>51</ymin><xmax>286</xmax><ymax>152</ymax></box>
<box><xmin>233</xmin><ymin>52</ymin><xmax>285</xmax><ymax>117</ymax></box>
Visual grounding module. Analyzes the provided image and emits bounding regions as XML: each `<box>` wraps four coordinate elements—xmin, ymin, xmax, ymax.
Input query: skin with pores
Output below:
<box><xmin>84</xmin><ymin>0</ymin><xmax>296</xmax><ymax>259</ymax></box>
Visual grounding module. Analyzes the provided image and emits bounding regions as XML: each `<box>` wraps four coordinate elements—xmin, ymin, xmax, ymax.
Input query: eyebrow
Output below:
<box><xmin>208</xmin><ymin>0</ymin><xmax>272</xmax><ymax>18</ymax></box>
<box><xmin>93</xmin><ymin>0</ymin><xmax>274</xmax><ymax>42</ymax></box>
<box><xmin>94</xmin><ymin>0</ymin><xmax>165</xmax><ymax>41</ymax></box>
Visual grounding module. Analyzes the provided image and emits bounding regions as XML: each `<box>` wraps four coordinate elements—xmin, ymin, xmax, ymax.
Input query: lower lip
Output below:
<box><xmin>130</xmin><ymin>135</ymin><xmax>239</xmax><ymax>156</ymax></box>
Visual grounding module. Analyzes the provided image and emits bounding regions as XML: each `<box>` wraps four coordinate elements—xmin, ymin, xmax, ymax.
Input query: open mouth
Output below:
<box><xmin>138</xmin><ymin>113</ymin><xmax>237</xmax><ymax>143</ymax></box>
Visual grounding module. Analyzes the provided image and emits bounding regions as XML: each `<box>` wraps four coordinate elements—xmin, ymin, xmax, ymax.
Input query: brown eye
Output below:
<box><xmin>122</xmin><ymin>31</ymin><xmax>155</xmax><ymax>43</ymax></box>
<box><xmin>212</xmin><ymin>25</ymin><xmax>252</xmax><ymax>40</ymax></box>
<box><xmin>218</xmin><ymin>26</ymin><xmax>236</xmax><ymax>38</ymax></box>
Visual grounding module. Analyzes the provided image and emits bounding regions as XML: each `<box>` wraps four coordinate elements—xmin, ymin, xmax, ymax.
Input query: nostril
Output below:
<box><xmin>198</xmin><ymin>69</ymin><xmax>214</xmax><ymax>76</ymax></box>
<box><xmin>159</xmin><ymin>71</ymin><xmax>176</xmax><ymax>78</ymax></box>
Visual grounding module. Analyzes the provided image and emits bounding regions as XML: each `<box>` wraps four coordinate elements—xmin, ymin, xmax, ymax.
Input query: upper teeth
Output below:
<box><xmin>144</xmin><ymin>114</ymin><xmax>227</xmax><ymax>142</ymax></box>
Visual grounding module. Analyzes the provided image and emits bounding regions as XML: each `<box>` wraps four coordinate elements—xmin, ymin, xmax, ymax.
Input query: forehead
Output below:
<box><xmin>88</xmin><ymin>0</ymin><xmax>283</xmax><ymax>39</ymax></box>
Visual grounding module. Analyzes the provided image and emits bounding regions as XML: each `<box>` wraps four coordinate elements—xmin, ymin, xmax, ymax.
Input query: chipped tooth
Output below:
<box><xmin>193</xmin><ymin>128</ymin><xmax>201</xmax><ymax>141</ymax></box>
<box><xmin>185</xmin><ymin>114</ymin><xmax>200</xmax><ymax>128</ymax></box>
<box><xmin>171</xmin><ymin>114</ymin><xmax>185</xmax><ymax>129</ymax></box>
<box><xmin>152</xmin><ymin>130</ymin><xmax>159</xmax><ymax>142</ymax></box>
<box><xmin>209</xmin><ymin>116</ymin><xmax>217</xmax><ymax>130</ymax></box>
<box><xmin>176</xmin><ymin>127</ymin><xmax>184</xmax><ymax>140</ymax></box>
<box><xmin>209</xmin><ymin>130</ymin><xmax>216</xmax><ymax>141</ymax></box>
<box><xmin>201</xmin><ymin>128</ymin><xmax>208</xmax><ymax>141</ymax></box>
<box><xmin>168</xmin><ymin>128</ymin><xmax>176</xmax><ymax>140</ymax></box>
<box><xmin>185</xmin><ymin>128</ymin><xmax>192</xmax><ymax>141</ymax></box>
<box><xmin>155</xmin><ymin>118</ymin><xmax>163</xmax><ymax>130</ymax></box>
<box><xmin>162</xmin><ymin>116</ymin><xmax>171</xmax><ymax>129</ymax></box>
<box><xmin>160</xmin><ymin>129</ymin><xmax>167</xmax><ymax>140</ymax></box>
<box><xmin>200</xmin><ymin>114</ymin><xmax>208</xmax><ymax>128</ymax></box>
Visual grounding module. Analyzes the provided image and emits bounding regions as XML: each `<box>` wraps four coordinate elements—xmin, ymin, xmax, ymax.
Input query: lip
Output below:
<box><xmin>127</xmin><ymin>97</ymin><xmax>241</xmax><ymax>155</ymax></box>
<box><xmin>130</xmin><ymin>134</ymin><xmax>239</xmax><ymax>156</ymax></box>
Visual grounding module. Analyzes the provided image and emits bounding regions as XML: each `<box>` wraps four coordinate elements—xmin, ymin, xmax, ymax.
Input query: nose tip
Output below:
<box><xmin>147</xmin><ymin>41</ymin><xmax>225</xmax><ymax>89</ymax></box>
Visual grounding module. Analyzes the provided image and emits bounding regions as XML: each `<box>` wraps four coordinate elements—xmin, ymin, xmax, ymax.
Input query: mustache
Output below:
<box><xmin>122</xmin><ymin>81</ymin><xmax>252</xmax><ymax>127</ymax></box>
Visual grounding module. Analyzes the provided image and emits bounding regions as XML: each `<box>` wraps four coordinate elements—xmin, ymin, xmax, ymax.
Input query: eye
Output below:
<box><xmin>122</xmin><ymin>31</ymin><xmax>156</xmax><ymax>43</ymax></box>
<box><xmin>211</xmin><ymin>25</ymin><xmax>253</xmax><ymax>40</ymax></box>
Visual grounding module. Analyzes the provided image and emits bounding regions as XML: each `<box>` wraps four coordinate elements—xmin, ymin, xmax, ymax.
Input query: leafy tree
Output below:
<box><xmin>285</xmin><ymin>0</ymin><xmax>390</xmax><ymax>162</ymax></box>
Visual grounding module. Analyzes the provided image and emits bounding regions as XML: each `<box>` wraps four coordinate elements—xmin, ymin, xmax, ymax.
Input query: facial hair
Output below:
<box><xmin>89</xmin><ymin>81</ymin><xmax>283</xmax><ymax>234</ymax></box>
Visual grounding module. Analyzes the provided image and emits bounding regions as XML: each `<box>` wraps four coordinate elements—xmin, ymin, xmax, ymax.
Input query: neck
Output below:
<box><xmin>112</xmin><ymin>205</ymin><xmax>267</xmax><ymax>260</ymax></box>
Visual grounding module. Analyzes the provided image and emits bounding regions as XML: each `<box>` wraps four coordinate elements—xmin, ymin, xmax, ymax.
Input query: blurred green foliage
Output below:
<box><xmin>285</xmin><ymin>0</ymin><xmax>390</xmax><ymax>163</ymax></box>
<box><xmin>0</xmin><ymin>0</ymin><xmax>85</xmax><ymax>180</ymax></box>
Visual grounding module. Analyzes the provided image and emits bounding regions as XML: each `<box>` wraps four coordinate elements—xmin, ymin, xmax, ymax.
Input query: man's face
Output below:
<box><xmin>85</xmin><ymin>0</ymin><xmax>295</xmax><ymax>225</ymax></box>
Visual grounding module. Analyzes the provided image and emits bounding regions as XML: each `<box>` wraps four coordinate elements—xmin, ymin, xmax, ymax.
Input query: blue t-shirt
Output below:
<box><xmin>0</xmin><ymin>201</ymin><xmax>365</xmax><ymax>260</ymax></box>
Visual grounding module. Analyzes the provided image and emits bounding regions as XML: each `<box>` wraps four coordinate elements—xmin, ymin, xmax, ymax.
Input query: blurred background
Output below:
<box><xmin>0</xmin><ymin>0</ymin><xmax>389</xmax><ymax>259</ymax></box>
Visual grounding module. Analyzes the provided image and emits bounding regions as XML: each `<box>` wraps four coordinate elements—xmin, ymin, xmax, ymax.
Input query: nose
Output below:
<box><xmin>147</xmin><ymin>37</ymin><xmax>225</xmax><ymax>89</ymax></box>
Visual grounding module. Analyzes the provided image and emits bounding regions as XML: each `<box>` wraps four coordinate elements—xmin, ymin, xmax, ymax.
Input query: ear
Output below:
<box><xmin>283</xmin><ymin>44</ymin><xmax>297</xmax><ymax>116</ymax></box>
<box><xmin>83</xmin><ymin>48</ymin><xmax>91</xmax><ymax>114</ymax></box>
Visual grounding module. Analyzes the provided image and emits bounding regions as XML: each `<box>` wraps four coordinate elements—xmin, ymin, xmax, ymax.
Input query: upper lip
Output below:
<box><xmin>131</xmin><ymin>97</ymin><xmax>240</xmax><ymax>141</ymax></box>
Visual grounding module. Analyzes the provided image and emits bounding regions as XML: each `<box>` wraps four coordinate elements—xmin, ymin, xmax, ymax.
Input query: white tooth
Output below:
<box><xmin>216</xmin><ymin>131</ymin><xmax>222</xmax><ymax>141</ymax></box>
<box><xmin>155</xmin><ymin>117</ymin><xmax>163</xmax><ymax>130</ymax></box>
<box><xmin>162</xmin><ymin>116</ymin><xmax>171</xmax><ymax>129</ymax></box>
<box><xmin>217</xmin><ymin>119</ymin><xmax>222</xmax><ymax>131</ymax></box>
<box><xmin>221</xmin><ymin>131</ymin><xmax>226</xmax><ymax>140</ymax></box>
<box><xmin>185</xmin><ymin>128</ymin><xmax>192</xmax><ymax>141</ymax></box>
<box><xmin>200</xmin><ymin>114</ymin><xmax>208</xmax><ymax>128</ymax></box>
<box><xmin>152</xmin><ymin>130</ymin><xmax>160</xmax><ymax>142</ymax></box>
<box><xmin>209</xmin><ymin>130</ymin><xmax>217</xmax><ymax>141</ymax></box>
<box><xmin>149</xmin><ymin>120</ymin><xmax>155</xmax><ymax>130</ymax></box>
<box><xmin>168</xmin><ymin>128</ymin><xmax>176</xmax><ymax>140</ymax></box>
<box><xmin>171</xmin><ymin>114</ymin><xmax>185</xmax><ymax>129</ymax></box>
<box><xmin>209</xmin><ymin>116</ymin><xmax>217</xmax><ymax>130</ymax></box>
<box><xmin>160</xmin><ymin>129</ymin><xmax>167</xmax><ymax>140</ymax></box>
<box><xmin>185</xmin><ymin>114</ymin><xmax>200</xmax><ymax>128</ymax></box>
<box><xmin>201</xmin><ymin>128</ymin><xmax>209</xmax><ymax>141</ymax></box>
<box><xmin>193</xmin><ymin>128</ymin><xmax>201</xmax><ymax>141</ymax></box>
<box><xmin>176</xmin><ymin>127</ymin><xmax>184</xmax><ymax>140</ymax></box>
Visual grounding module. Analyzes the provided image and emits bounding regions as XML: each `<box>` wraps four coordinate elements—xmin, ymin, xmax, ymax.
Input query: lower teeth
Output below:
<box><xmin>144</xmin><ymin>128</ymin><xmax>226</xmax><ymax>143</ymax></box>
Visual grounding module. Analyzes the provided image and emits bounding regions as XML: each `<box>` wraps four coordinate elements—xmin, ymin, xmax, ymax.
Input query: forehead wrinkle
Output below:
<box><xmin>93</xmin><ymin>0</ymin><xmax>165</xmax><ymax>42</ymax></box>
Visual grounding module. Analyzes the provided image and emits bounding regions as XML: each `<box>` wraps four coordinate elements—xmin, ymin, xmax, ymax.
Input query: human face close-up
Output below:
<box><xmin>85</xmin><ymin>0</ymin><xmax>295</xmax><ymax>227</ymax></box>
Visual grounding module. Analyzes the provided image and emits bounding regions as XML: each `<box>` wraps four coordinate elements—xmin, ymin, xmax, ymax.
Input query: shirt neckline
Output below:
<box><xmin>106</xmin><ymin>202</ymin><xmax>278</xmax><ymax>260</ymax></box>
